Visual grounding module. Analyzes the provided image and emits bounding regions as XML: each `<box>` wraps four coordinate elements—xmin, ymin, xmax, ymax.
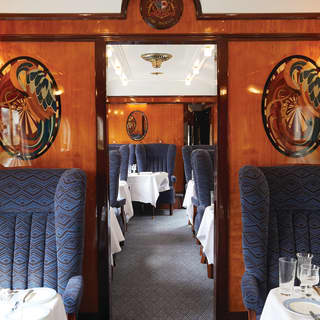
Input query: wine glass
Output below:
<box><xmin>296</xmin><ymin>253</ymin><xmax>313</xmax><ymax>293</ymax></box>
<box><xmin>300</xmin><ymin>264</ymin><xmax>320</xmax><ymax>297</ymax></box>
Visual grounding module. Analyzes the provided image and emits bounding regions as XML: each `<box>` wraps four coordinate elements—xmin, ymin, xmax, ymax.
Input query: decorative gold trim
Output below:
<box><xmin>141</xmin><ymin>53</ymin><xmax>173</xmax><ymax>68</ymax></box>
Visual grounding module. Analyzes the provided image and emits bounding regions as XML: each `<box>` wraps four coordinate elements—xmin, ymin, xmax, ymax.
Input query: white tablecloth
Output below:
<box><xmin>182</xmin><ymin>180</ymin><xmax>196</xmax><ymax>224</ymax></box>
<box><xmin>110</xmin><ymin>207</ymin><xmax>125</xmax><ymax>266</ymax></box>
<box><xmin>118</xmin><ymin>180</ymin><xmax>134</xmax><ymax>221</ymax></box>
<box><xmin>196</xmin><ymin>205</ymin><xmax>214</xmax><ymax>264</ymax></box>
<box><xmin>261</xmin><ymin>287</ymin><xmax>320</xmax><ymax>320</ymax></box>
<box><xmin>127</xmin><ymin>172</ymin><xmax>170</xmax><ymax>207</ymax></box>
<box><xmin>0</xmin><ymin>288</ymin><xmax>67</xmax><ymax>320</ymax></box>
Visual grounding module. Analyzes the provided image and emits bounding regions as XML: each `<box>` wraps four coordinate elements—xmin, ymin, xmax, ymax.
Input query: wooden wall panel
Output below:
<box><xmin>0</xmin><ymin>0</ymin><xmax>320</xmax><ymax>36</ymax></box>
<box><xmin>0</xmin><ymin>41</ymin><xmax>97</xmax><ymax>313</ymax></box>
<box><xmin>228</xmin><ymin>40</ymin><xmax>320</xmax><ymax>312</ymax></box>
<box><xmin>107</xmin><ymin>103</ymin><xmax>184</xmax><ymax>193</ymax></box>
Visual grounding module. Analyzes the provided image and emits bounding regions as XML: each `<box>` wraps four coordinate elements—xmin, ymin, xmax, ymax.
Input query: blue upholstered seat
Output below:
<box><xmin>108</xmin><ymin>144</ymin><xmax>135</xmax><ymax>177</ymax></box>
<box><xmin>239</xmin><ymin>165</ymin><xmax>320</xmax><ymax>319</ymax></box>
<box><xmin>191</xmin><ymin>149</ymin><xmax>214</xmax><ymax>233</ymax></box>
<box><xmin>182</xmin><ymin>145</ymin><xmax>215</xmax><ymax>185</ymax></box>
<box><xmin>0</xmin><ymin>168</ymin><xmax>87</xmax><ymax>315</ymax></box>
<box><xmin>135</xmin><ymin>143</ymin><xmax>176</xmax><ymax>215</ymax></box>
<box><xmin>119</xmin><ymin>145</ymin><xmax>129</xmax><ymax>181</ymax></box>
<box><xmin>109</xmin><ymin>150</ymin><xmax>126</xmax><ymax>231</ymax></box>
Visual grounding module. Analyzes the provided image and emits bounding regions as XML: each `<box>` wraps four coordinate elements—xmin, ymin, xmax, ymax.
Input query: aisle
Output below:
<box><xmin>111</xmin><ymin>208</ymin><xmax>213</xmax><ymax>320</ymax></box>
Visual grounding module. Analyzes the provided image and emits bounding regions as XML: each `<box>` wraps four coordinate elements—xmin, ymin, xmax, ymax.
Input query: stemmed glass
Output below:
<box><xmin>296</xmin><ymin>253</ymin><xmax>313</xmax><ymax>293</ymax></box>
<box><xmin>299</xmin><ymin>264</ymin><xmax>320</xmax><ymax>297</ymax></box>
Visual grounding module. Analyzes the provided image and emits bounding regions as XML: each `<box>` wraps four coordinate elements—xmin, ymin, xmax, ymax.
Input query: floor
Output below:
<box><xmin>111</xmin><ymin>207</ymin><xmax>213</xmax><ymax>320</ymax></box>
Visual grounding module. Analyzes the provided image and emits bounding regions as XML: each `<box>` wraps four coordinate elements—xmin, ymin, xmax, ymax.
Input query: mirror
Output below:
<box><xmin>126</xmin><ymin>110</ymin><xmax>148</xmax><ymax>141</ymax></box>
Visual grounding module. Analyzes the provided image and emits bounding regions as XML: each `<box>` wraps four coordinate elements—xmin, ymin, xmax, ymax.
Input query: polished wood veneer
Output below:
<box><xmin>0</xmin><ymin>41</ymin><xmax>98</xmax><ymax>313</ymax></box>
<box><xmin>107</xmin><ymin>103</ymin><xmax>184</xmax><ymax>193</ymax></box>
<box><xmin>228</xmin><ymin>40</ymin><xmax>320</xmax><ymax>312</ymax></box>
<box><xmin>0</xmin><ymin>0</ymin><xmax>320</xmax><ymax>35</ymax></box>
<box><xmin>2</xmin><ymin>0</ymin><xmax>320</xmax><ymax>319</ymax></box>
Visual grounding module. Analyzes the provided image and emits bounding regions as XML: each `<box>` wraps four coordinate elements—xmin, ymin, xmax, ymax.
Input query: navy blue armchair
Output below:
<box><xmin>119</xmin><ymin>145</ymin><xmax>129</xmax><ymax>181</ymax></box>
<box><xmin>135</xmin><ymin>143</ymin><xmax>176</xmax><ymax>215</ymax></box>
<box><xmin>191</xmin><ymin>149</ymin><xmax>214</xmax><ymax>234</ymax></box>
<box><xmin>109</xmin><ymin>150</ymin><xmax>126</xmax><ymax>232</ymax></box>
<box><xmin>108</xmin><ymin>143</ymin><xmax>135</xmax><ymax>175</ymax></box>
<box><xmin>239</xmin><ymin>165</ymin><xmax>320</xmax><ymax>320</ymax></box>
<box><xmin>182</xmin><ymin>145</ymin><xmax>215</xmax><ymax>187</ymax></box>
<box><xmin>0</xmin><ymin>168</ymin><xmax>87</xmax><ymax>316</ymax></box>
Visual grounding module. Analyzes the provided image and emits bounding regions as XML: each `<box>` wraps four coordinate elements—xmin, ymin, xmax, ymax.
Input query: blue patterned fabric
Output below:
<box><xmin>135</xmin><ymin>144</ymin><xmax>176</xmax><ymax>207</ymax></box>
<box><xmin>191</xmin><ymin>150</ymin><xmax>214</xmax><ymax>233</ymax></box>
<box><xmin>108</xmin><ymin>144</ymin><xmax>136</xmax><ymax>168</ymax></box>
<box><xmin>239</xmin><ymin>165</ymin><xmax>320</xmax><ymax>317</ymax></box>
<box><xmin>0</xmin><ymin>168</ymin><xmax>86</xmax><ymax>314</ymax></box>
<box><xmin>119</xmin><ymin>145</ymin><xmax>129</xmax><ymax>181</ymax></box>
<box><xmin>128</xmin><ymin>144</ymin><xmax>136</xmax><ymax>166</ymax></box>
<box><xmin>109</xmin><ymin>150</ymin><xmax>126</xmax><ymax>208</ymax></box>
<box><xmin>182</xmin><ymin>145</ymin><xmax>215</xmax><ymax>184</ymax></box>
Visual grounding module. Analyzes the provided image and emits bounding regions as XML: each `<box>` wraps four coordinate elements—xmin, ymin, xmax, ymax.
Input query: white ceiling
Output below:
<box><xmin>199</xmin><ymin>0</ymin><xmax>320</xmax><ymax>13</ymax></box>
<box><xmin>0</xmin><ymin>0</ymin><xmax>122</xmax><ymax>13</ymax></box>
<box><xmin>106</xmin><ymin>44</ymin><xmax>217</xmax><ymax>97</ymax></box>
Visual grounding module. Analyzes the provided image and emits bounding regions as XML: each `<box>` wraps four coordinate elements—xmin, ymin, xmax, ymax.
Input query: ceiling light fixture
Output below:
<box><xmin>107</xmin><ymin>46</ymin><xmax>113</xmax><ymax>58</ymax></box>
<box><xmin>121</xmin><ymin>74</ymin><xmax>128</xmax><ymax>86</ymax></box>
<box><xmin>204</xmin><ymin>45</ymin><xmax>214</xmax><ymax>57</ymax></box>
<box><xmin>185</xmin><ymin>74</ymin><xmax>192</xmax><ymax>86</ymax></box>
<box><xmin>151</xmin><ymin>72</ymin><xmax>164</xmax><ymax>76</ymax></box>
<box><xmin>141</xmin><ymin>53</ymin><xmax>173</xmax><ymax>68</ymax></box>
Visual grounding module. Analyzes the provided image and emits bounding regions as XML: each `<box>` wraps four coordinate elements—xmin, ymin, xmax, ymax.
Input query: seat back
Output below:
<box><xmin>136</xmin><ymin>143</ymin><xmax>176</xmax><ymax>185</ymax></box>
<box><xmin>182</xmin><ymin>145</ymin><xmax>215</xmax><ymax>183</ymax></box>
<box><xmin>128</xmin><ymin>144</ymin><xmax>136</xmax><ymax>166</ymax></box>
<box><xmin>191</xmin><ymin>149</ymin><xmax>214</xmax><ymax>207</ymax></box>
<box><xmin>109</xmin><ymin>150</ymin><xmax>121</xmax><ymax>207</ymax></box>
<box><xmin>0</xmin><ymin>168</ymin><xmax>86</xmax><ymax>298</ymax></box>
<box><xmin>119</xmin><ymin>145</ymin><xmax>129</xmax><ymax>181</ymax></box>
<box><xmin>239</xmin><ymin>165</ymin><xmax>320</xmax><ymax>307</ymax></box>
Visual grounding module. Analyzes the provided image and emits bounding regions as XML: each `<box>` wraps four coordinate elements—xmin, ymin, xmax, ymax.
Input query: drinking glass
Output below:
<box><xmin>279</xmin><ymin>257</ymin><xmax>297</xmax><ymax>295</ymax></box>
<box><xmin>296</xmin><ymin>253</ymin><xmax>313</xmax><ymax>293</ymax></box>
<box><xmin>300</xmin><ymin>264</ymin><xmax>320</xmax><ymax>297</ymax></box>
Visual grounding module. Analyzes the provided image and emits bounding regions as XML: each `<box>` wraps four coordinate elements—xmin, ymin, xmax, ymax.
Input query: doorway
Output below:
<box><xmin>104</xmin><ymin>40</ymin><xmax>223</xmax><ymax>320</ymax></box>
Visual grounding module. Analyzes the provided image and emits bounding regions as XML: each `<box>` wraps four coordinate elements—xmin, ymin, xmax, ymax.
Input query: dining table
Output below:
<box><xmin>261</xmin><ymin>287</ymin><xmax>320</xmax><ymax>320</ymax></box>
<box><xmin>0</xmin><ymin>287</ymin><xmax>67</xmax><ymax>320</ymax></box>
<box><xmin>182</xmin><ymin>180</ymin><xmax>196</xmax><ymax>224</ymax></box>
<box><xmin>118</xmin><ymin>180</ymin><xmax>134</xmax><ymax>222</ymax></box>
<box><xmin>196</xmin><ymin>204</ymin><xmax>214</xmax><ymax>265</ymax></box>
<box><xmin>110</xmin><ymin>206</ymin><xmax>125</xmax><ymax>266</ymax></box>
<box><xmin>127</xmin><ymin>172</ymin><xmax>170</xmax><ymax>207</ymax></box>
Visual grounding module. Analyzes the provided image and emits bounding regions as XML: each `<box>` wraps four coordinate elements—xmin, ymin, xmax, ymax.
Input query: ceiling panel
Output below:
<box><xmin>199</xmin><ymin>0</ymin><xmax>320</xmax><ymax>13</ymax></box>
<box><xmin>106</xmin><ymin>44</ymin><xmax>217</xmax><ymax>97</ymax></box>
<box><xmin>0</xmin><ymin>0</ymin><xmax>122</xmax><ymax>13</ymax></box>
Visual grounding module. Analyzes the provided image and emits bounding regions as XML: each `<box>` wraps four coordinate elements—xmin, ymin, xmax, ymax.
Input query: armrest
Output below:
<box><xmin>62</xmin><ymin>275</ymin><xmax>83</xmax><ymax>314</ymax></box>
<box><xmin>241</xmin><ymin>272</ymin><xmax>262</xmax><ymax>315</ymax></box>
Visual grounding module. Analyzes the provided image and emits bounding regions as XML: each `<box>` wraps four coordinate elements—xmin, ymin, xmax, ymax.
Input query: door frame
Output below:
<box><xmin>102</xmin><ymin>33</ymin><xmax>229</xmax><ymax>320</ymax></box>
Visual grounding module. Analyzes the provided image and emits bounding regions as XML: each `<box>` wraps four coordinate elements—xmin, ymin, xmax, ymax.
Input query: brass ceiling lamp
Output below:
<box><xmin>141</xmin><ymin>53</ymin><xmax>173</xmax><ymax>68</ymax></box>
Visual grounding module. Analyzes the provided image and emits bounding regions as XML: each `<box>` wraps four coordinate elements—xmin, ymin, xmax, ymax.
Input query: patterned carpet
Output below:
<box><xmin>111</xmin><ymin>207</ymin><xmax>213</xmax><ymax>320</ymax></box>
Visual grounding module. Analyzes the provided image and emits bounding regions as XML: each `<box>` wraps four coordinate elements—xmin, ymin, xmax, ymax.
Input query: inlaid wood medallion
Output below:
<box><xmin>0</xmin><ymin>56</ymin><xmax>61</xmax><ymax>160</ymax></box>
<box><xmin>140</xmin><ymin>0</ymin><xmax>183</xmax><ymax>29</ymax></box>
<box><xmin>262</xmin><ymin>55</ymin><xmax>320</xmax><ymax>158</ymax></box>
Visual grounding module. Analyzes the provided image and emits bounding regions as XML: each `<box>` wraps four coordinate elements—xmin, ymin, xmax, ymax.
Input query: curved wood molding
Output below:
<box><xmin>193</xmin><ymin>0</ymin><xmax>320</xmax><ymax>20</ymax></box>
<box><xmin>0</xmin><ymin>0</ymin><xmax>129</xmax><ymax>20</ymax></box>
